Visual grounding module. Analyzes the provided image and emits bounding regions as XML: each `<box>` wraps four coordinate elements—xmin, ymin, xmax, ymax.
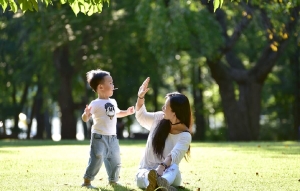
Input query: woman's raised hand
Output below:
<box><xmin>138</xmin><ymin>77</ymin><xmax>150</xmax><ymax>98</ymax></box>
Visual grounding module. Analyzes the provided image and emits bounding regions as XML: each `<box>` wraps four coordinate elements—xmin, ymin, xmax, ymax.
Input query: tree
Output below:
<box><xmin>0</xmin><ymin>9</ymin><xmax>58</xmax><ymax>139</ymax></box>
<box><xmin>134</xmin><ymin>0</ymin><xmax>299</xmax><ymax>141</ymax></box>
<box><xmin>200</xmin><ymin>1</ymin><xmax>300</xmax><ymax>140</ymax></box>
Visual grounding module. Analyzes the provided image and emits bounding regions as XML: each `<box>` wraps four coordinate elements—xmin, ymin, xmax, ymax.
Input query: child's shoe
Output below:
<box><xmin>81</xmin><ymin>183</ymin><xmax>99</xmax><ymax>190</ymax></box>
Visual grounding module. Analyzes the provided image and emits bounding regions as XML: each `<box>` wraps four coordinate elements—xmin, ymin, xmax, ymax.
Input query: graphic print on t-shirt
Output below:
<box><xmin>104</xmin><ymin>103</ymin><xmax>115</xmax><ymax>120</ymax></box>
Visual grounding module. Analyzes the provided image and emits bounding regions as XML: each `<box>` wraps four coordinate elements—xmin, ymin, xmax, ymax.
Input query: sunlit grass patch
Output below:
<box><xmin>0</xmin><ymin>140</ymin><xmax>299</xmax><ymax>191</ymax></box>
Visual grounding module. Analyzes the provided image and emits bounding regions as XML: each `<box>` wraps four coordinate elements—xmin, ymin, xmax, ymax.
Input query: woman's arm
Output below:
<box><xmin>135</xmin><ymin>77</ymin><xmax>157</xmax><ymax>130</ymax></box>
<box><xmin>156</xmin><ymin>155</ymin><xmax>172</xmax><ymax>176</ymax></box>
<box><xmin>156</xmin><ymin>133</ymin><xmax>191</xmax><ymax>176</ymax></box>
<box><xmin>169</xmin><ymin>133</ymin><xmax>192</xmax><ymax>164</ymax></box>
<box><xmin>135</xmin><ymin>105</ymin><xmax>159</xmax><ymax>131</ymax></box>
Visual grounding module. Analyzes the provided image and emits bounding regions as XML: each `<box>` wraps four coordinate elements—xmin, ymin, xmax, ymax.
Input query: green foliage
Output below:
<box><xmin>211</xmin><ymin>0</ymin><xmax>224</xmax><ymax>12</ymax></box>
<box><xmin>0</xmin><ymin>0</ymin><xmax>298</xmax><ymax>140</ymax></box>
<box><xmin>259</xmin><ymin>28</ymin><xmax>300</xmax><ymax>140</ymax></box>
<box><xmin>185</xmin><ymin>5</ymin><xmax>224</xmax><ymax>58</ymax></box>
<box><xmin>0</xmin><ymin>0</ymin><xmax>109</xmax><ymax>16</ymax></box>
<box><xmin>0</xmin><ymin>0</ymin><xmax>232</xmax><ymax>17</ymax></box>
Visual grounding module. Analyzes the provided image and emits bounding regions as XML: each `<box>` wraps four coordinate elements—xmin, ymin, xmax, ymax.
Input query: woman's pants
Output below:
<box><xmin>135</xmin><ymin>164</ymin><xmax>181</xmax><ymax>188</ymax></box>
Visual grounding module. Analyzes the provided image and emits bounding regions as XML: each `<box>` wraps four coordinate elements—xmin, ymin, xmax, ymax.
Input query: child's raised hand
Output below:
<box><xmin>127</xmin><ymin>106</ymin><xmax>135</xmax><ymax>115</ymax></box>
<box><xmin>84</xmin><ymin>105</ymin><xmax>92</xmax><ymax>116</ymax></box>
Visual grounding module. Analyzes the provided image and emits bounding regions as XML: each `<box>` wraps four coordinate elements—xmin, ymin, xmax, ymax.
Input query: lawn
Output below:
<box><xmin>0</xmin><ymin>140</ymin><xmax>299</xmax><ymax>191</ymax></box>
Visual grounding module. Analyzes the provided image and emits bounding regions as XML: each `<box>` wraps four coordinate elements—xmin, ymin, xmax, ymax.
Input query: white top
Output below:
<box><xmin>135</xmin><ymin>105</ymin><xmax>192</xmax><ymax>169</ymax></box>
<box><xmin>89</xmin><ymin>98</ymin><xmax>120</xmax><ymax>135</ymax></box>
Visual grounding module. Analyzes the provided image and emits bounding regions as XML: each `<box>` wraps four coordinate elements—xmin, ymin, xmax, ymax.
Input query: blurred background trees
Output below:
<box><xmin>0</xmin><ymin>0</ymin><xmax>299</xmax><ymax>141</ymax></box>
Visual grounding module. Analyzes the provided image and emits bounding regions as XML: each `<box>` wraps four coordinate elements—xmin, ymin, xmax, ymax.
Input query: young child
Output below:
<box><xmin>81</xmin><ymin>69</ymin><xmax>135</xmax><ymax>189</ymax></box>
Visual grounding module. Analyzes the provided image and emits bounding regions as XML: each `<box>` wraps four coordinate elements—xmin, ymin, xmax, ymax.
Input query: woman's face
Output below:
<box><xmin>162</xmin><ymin>97</ymin><xmax>175</xmax><ymax>120</ymax></box>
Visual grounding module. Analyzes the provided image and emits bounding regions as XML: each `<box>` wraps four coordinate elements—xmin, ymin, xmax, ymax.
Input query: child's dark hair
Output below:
<box><xmin>86</xmin><ymin>69</ymin><xmax>110</xmax><ymax>92</ymax></box>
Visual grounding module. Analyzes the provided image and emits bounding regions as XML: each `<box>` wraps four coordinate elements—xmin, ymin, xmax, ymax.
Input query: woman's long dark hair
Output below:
<box><xmin>152</xmin><ymin>92</ymin><xmax>192</xmax><ymax>160</ymax></box>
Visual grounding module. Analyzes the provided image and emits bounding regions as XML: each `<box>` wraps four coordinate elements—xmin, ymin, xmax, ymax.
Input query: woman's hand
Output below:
<box><xmin>138</xmin><ymin>77</ymin><xmax>150</xmax><ymax>98</ymax></box>
<box><xmin>155</xmin><ymin>166</ymin><xmax>165</xmax><ymax>176</ymax></box>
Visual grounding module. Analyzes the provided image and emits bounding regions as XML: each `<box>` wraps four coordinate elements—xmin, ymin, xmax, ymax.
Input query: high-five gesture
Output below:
<box><xmin>138</xmin><ymin>77</ymin><xmax>150</xmax><ymax>98</ymax></box>
<box><xmin>136</xmin><ymin>77</ymin><xmax>150</xmax><ymax>111</ymax></box>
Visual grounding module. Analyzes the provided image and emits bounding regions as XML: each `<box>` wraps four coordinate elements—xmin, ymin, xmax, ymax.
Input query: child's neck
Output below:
<box><xmin>98</xmin><ymin>93</ymin><xmax>109</xmax><ymax>100</ymax></box>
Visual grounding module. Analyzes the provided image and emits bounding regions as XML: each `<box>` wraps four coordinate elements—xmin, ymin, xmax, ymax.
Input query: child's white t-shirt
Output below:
<box><xmin>89</xmin><ymin>98</ymin><xmax>121</xmax><ymax>135</ymax></box>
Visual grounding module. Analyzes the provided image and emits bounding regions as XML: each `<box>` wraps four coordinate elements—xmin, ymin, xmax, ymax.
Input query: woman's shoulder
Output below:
<box><xmin>170</xmin><ymin>130</ymin><xmax>191</xmax><ymax>137</ymax></box>
<box><xmin>173</xmin><ymin>131</ymin><xmax>192</xmax><ymax>141</ymax></box>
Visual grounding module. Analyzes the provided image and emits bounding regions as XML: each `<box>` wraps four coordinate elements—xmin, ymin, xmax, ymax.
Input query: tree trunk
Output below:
<box><xmin>12</xmin><ymin>83</ymin><xmax>29</xmax><ymax>137</ymax></box>
<box><xmin>192</xmin><ymin>64</ymin><xmax>206</xmax><ymax>140</ymax></box>
<box><xmin>2</xmin><ymin>121</ymin><xmax>7</xmax><ymax>136</ymax></box>
<box><xmin>53</xmin><ymin>44</ymin><xmax>77</xmax><ymax>139</ymax></box>
<box><xmin>35</xmin><ymin>89</ymin><xmax>45</xmax><ymax>139</ymax></box>
<box><xmin>44</xmin><ymin>111</ymin><xmax>52</xmax><ymax>139</ymax></box>
<box><xmin>26</xmin><ymin>93</ymin><xmax>37</xmax><ymax>139</ymax></box>
<box><xmin>219</xmin><ymin>78</ymin><xmax>262</xmax><ymax>141</ymax></box>
<box><xmin>293</xmin><ymin>43</ymin><xmax>300</xmax><ymax>140</ymax></box>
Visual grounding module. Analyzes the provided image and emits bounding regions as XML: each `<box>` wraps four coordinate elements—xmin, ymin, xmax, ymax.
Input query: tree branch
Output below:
<box><xmin>251</xmin><ymin>6</ymin><xmax>300</xmax><ymax>83</ymax></box>
<box><xmin>221</xmin><ymin>4</ymin><xmax>253</xmax><ymax>57</ymax></box>
<box><xmin>258</xmin><ymin>7</ymin><xmax>274</xmax><ymax>42</ymax></box>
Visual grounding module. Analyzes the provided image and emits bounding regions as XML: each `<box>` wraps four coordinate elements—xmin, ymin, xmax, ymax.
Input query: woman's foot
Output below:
<box><xmin>146</xmin><ymin>170</ymin><xmax>158</xmax><ymax>191</ymax></box>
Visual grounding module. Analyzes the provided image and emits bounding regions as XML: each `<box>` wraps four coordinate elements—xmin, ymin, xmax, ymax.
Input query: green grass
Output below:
<box><xmin>0</xmin><ymin>140</ymin><xmax>299</xmax><ymax>191</ymax></box>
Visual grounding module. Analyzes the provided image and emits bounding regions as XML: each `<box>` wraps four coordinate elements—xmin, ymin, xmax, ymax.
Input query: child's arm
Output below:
<box><xmin>116</xmin><ymin>106</ymin><xmax>135</xmax><ymax>118</ymax></box>
<box><xmin>82</xmin><ymin>105</ymin><xmax>92</xmax><ymax>122</ymax></box>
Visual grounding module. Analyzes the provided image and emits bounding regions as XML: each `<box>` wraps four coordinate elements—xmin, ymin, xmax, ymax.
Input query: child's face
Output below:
<box><xmin>98</xmin><ymin>75</ymin><xmax>114</xmax><ymax>98</ymax></box>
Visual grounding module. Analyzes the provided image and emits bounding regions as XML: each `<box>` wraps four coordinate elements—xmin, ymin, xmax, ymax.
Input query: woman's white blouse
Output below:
<box><xmin>135</xmin><ymin>105</ymin><xmax>192</xmax><ymax>169</ymax></box>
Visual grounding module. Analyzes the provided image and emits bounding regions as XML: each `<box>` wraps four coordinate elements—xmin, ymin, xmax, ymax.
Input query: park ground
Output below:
<box><xmin>0</xmin><ymin>140</ymin><xmax>299</xmax><ymax>191</ymax></box>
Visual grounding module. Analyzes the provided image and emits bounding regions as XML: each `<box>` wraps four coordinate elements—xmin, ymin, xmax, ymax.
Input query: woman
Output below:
<box><xmin>135</xmin><ymin>77</ymin><xmax>192</xmax><ymax>191</ymax></box>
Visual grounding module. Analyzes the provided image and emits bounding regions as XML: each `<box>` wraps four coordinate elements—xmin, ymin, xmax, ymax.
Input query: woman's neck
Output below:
<box><xmin>170</xmin><ymin>123</ymin><xmax>188</xmax><ymax>134</ymax></box>
<box><xmin>170</xmin><ymin>121</ymin><xmax>181</xmax><ymax>125</ymax></box>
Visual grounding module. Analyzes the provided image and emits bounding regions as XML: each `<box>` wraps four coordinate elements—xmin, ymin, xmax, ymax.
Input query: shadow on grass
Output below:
<box><xmin>96</xmin><ymin>185</ymin><xmax>193</xmax><ymax>191</ymax></box>
<box><xmin>61</xmin><ymin>181</ymin><xmax>193</xmax><ymax>191</ymax></box>
<box><xmin>0</xmin><ymin>139</ymin><xmax>147</xmax><ymax>147</ymax></box>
